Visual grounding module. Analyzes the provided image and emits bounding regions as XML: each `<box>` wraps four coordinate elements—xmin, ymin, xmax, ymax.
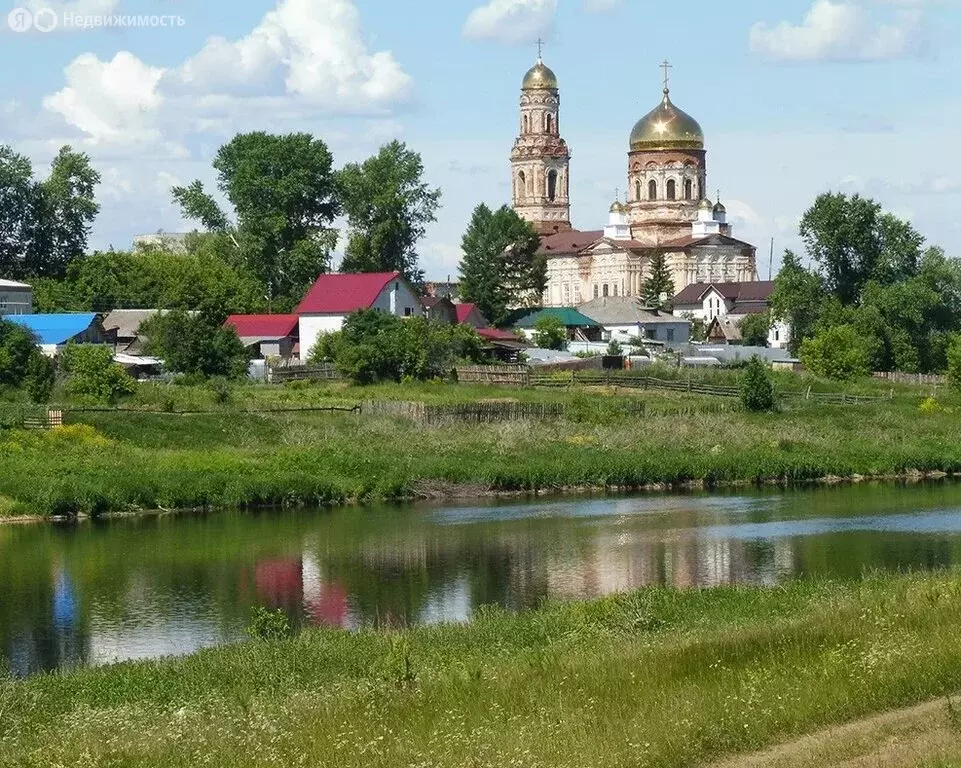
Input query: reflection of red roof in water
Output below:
<box><xmin>255</xmin><ymin>560</ymin><xmax>303</xmax><ymax>606</ymax></box>
<box><xmin>304</xmin><ymin>582</ymin><xmax>350</xmax><ymax>627</ymax></box>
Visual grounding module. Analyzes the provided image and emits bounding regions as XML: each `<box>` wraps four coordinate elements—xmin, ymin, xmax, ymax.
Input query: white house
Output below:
<box><xmin>295</xmin><ymin>271</ymin><xmax>423</xmax><ymax>362</ymax></box>
<box><xmin>0</xmin><ymin>279</ymin><xmax>33</xmax><ymax>315</ymax></box>
<box><xmin>672</xmin><ymin>281</ymin><xmax>790</xmax><ymax>349</ymax></box>
<box><xmin>577</xmin><ymin>296</ymin><xmax>691</xmax><ymax>346</ymax></box>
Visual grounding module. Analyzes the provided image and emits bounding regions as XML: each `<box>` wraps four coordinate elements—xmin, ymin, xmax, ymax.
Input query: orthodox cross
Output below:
<box><xmin>536</xmin><ymin>38</ymin><xmax>544</xmax><ymax>59</ymax></box>
<box><xmin>660</xmin><ymin>59</ymin><xmax>672</xmax><ymax>91</ymax></box>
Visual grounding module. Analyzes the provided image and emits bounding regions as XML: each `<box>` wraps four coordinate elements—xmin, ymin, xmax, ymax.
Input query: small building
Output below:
<box><xmin>0</xmin><ymin>279</ymin><xmax>33</xmax><ymax>315</ymax></box>
<box><xmin>513</xmin><ymin>307</ymin><xmax>604</xmax><ymax>342</ymax></box>
<box><xmin>226</xmin><ymin>314</ymin><xmax>299</xmax><ymax>360</ymax></box>
<box><xmin>578</xmin><ymin>296</ymin><xmax>691</xmax><ymax>346</ymax></box>
<box><xmin>295</xmin><ymin>272</ymin><xmax>423</xmax><ymax>362</ymax></box>
<box><xmin>422</xmin><ymin>296</ymin><xmax>458</xmax><ymax>325</ymax></box>
<box><xmin>455</xmin><ymin>303</ymin><xmax>490</xmax><ymax>329</ymax></box>
<box><xmin>101</xmin><ymin>309</ymin><xmax>163</xmax><ymax>355</ymax></box>
<box><xmin>673</xmin><ymin>281</ymin><xmax>790</xmax><ymax>349</ymax></box>
<box><xmin>9</xmin><ymin>313</ymin><xmax>110</xmax><ymax>356</ymax></box>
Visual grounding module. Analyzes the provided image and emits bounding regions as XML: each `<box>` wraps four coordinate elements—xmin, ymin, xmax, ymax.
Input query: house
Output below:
<box><xmin>225</xmin><ymin>314</ymin><xmax>299</xmax><ymax>360</ymax></box>
<box><xmin>706</xmin><ymin>316</ymin><xmax>741</xmax><ymax>345</ymax></box>
<box><xmin>513</xmin><ymin>307</ymin><xmax>604</xmax><ymax>343</ymax></box>
<box><xmin>421</xmin><ymin>296</ymin><xmax>458</xmax><ymax>325</ymax></box>
<box><xmin>454</xmin><ymin>303</ymin><xmax>490</xmax><ymax>329</ymax></box>
<box><xmin>101</xmin><ymin>309</ymin><xmax>162</xmax><ymax>355</ymax></box>
<box><xmin>295</xmin><ymin>272</ymin><xmax>423</xmax><ymax>362</ymax></box>
<box><xmin>577</xmin><ymin>296</ymin><xmax>691</xmax><ymax>346</ymax></box>
<box><xmin>673</xmin><ymin>281</ymin><xmax>790</xmax><ymax>349</ymax></box>
<box><xmin>0</xmin><ymin>279</ymin><xmax>33</xmax><ymax>315</ymax></box>
<box><xmin>9</xmin><ymin>314</ymin><xmax>111</xmax><ymax>356</ymax></box>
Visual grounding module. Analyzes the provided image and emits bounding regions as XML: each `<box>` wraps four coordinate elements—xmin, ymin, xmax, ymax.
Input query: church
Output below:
<box><xmin>510</xmin><ymin>53</ymin><xmax>760</xmax><ymax>308</ymax></box>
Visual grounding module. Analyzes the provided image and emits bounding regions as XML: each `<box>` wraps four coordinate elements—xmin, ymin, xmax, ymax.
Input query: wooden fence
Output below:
<box><xmin>873</xmin><ymin>371</ymin><xmax>946</xmax><ymax>387</ymax></box>
<box><xmin>269</xmin><ymin>363</ymin><xmax>341</xmax><ymax>383</ymax></box>
<box><xmin>362</xmin><ymin>399</ymin><xmax>566</xmax><ymax>426</ymax></box>
<box><xmin>20</xmin><ymin>409</ymin><xmax>62</xmax><ymax>430</ymax></box>
<box><xmin>455</xmin><ymin>365</ymin><xmax>531</xmax><ymax>386</ymax></box>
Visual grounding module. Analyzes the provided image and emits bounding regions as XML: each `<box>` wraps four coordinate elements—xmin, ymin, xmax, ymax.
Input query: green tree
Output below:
<box><xmin>339</xmin><ymin>141</ymin><xmax>440</xmax><ymax>287</ymax></box>
<box><xmin>0</xmin><ymin>146</ymin><xmax>37</xmax><ymax>278</ymax></box>
<box><xmin>173</xmin><ymin>132</ymin><xmax>340</xmax><ymax>307</ymax></box>
<box><xmin>947</xmin><ymin>335</ymin><xmax>961</xmax><ymax>391</ymax></box>
<box><xmin>606</xmin><ymin>338</ymin><xmax>624</xmax><ymax>356</ymax></box>
<box><xmin>770</xmin><ymin>250</ymin><xmax>824</xmax><ymax>356</ymax></box>
<box><xmin>799</xmin><ymin>192</ymin><xmax>924</xmax><ymax>305</ymax></box>
<box><xmin>459</xmin><ymin>204</ymin><xmax>544</xmax><ymax>327</ymax></box>
<box><xmin>142</xmin><ymin>309</ymin><xmax>250</xmax><ymax>380</ymax></box>
<box><xmin>0</xmin><ymin>319</ymin><xmax>39</xmax><ymax>389</ymax></box>
<box><xmin>740</xmin><ymin>356</ymin><xmax>775</xmax><ymax>412</ymax></box>
<box><xmin>532</xmin><ymin>315</ymin><xmax>566</xmax><ymax>350</ymax></box>
<box><xmin>25</xmin><ymin>353</ymin><xmax>55</xmax><ymax>403</ymax></box>
<box><xmin>643</xmin><ymin>252</ymin><xmax>675</xmax><ymax>310</ymax></box>
<box><xmin>799</xmin><ymin>324</ymin><xmax>872</xmax><ymax>381</ymax></box>
<box><xmin>60</xmin><ymin>345</ymin><xmax>135</xmax><ymax>404</ymax></box>
<box><xmin>739</xmin><ymin>311</ymin><xmax>771</xmax><ymax>347</ymax></box>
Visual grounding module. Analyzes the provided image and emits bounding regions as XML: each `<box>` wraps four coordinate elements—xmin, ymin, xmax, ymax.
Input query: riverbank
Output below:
<box><xmin>0</xmin><ymin>381</ymin><xmax>959</xmax><ymax>518</ymax></box>
<box><xmin>5</xmin><ymin>573</ymin><xmax>961</xmax><ymax>766</ymax></box>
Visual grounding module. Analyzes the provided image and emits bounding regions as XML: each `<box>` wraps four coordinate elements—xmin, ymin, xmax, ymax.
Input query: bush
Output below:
<box><xmin>246</xmin><ymin>607</ymin><xmax>292</xmax><ymax>641</ymax></box>
<box><xmin>532</xmin><ymin>316</ymin><xmax>566</xmax><ymax>350</ymax></box>
<box><xmin>59</xmin><ymin>345</ymin><xmax>135</xmax><ymax>404</ymax></box>
<box><xmin>800</xmin><ymin>324</ymin><xmax>871</xmax><ymax>381</ymax></box>
<box><xmin>0</xmin><ymin>319</ymin><xmax>39</xmax><ymax>389</ymax></box>
<box><xmin>739</xmin><ymin>311</ymin><xmax>771</xmax><ymax>348</ymax></box>
<box><xmin>607</xmin><ymin>339</ymin><xmax>624</xmax><ymax>356</ymax></box>
<box><xmin>740</xmin><ymin>356</ymin><xmax>775</xmax><ymax>412</ymax></box>
<box><xmin>25</xmin><ymin>354</ymin><xmax>55</xmax><ymax>403</ymax></box>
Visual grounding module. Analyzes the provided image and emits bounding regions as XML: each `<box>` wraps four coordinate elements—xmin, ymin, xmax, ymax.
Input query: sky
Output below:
<box><xmin>2</xmin><ymin>0</ymin><xmax>960</xmax><ymax>281</ymax></box>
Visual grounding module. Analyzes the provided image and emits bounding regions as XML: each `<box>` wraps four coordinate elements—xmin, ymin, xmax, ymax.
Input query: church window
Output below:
<box><xmin>523</xmin><ymin>114</ymin><xmax>529</xmax><ymax>133</ymax></box>
<box><xmin>635</xmin><ymin>180</ymin><xmax>641</xmax><ymax>201</ymax></box>
<box><xmin>546</xmin><ymin>113</ymin><xmax>554</xmax><ymax>134</ymax></box>
<box><xmin>603</xmin><ymin>284</ymin><xmax>609</xmax><ymax>297</ymax></box>
<box><xmin>648</xmin><ymin>180</ymin><xmax>657</xmax><ymax>200</ymax></box>
<box><xmin>517</xmin><ymin>170</ymin><xmax>526</xmax><ymax>198</ymax></box>
<box><xmin>613</xmin><ymin>284</ymin><xmax>618</xmax><ymax>297</ymax></box>
<box><xmin>593</xmin><ymin>285</ymin><xmax>599</xmax><ymax>299</ymax></box>
<box><xmin>684</xmin><ymin>179</ymin><xmax>693</xmax><ymax>200</ymax></box>
<box><xmin>667</xmin><ymin>180</ymin><xmax>676</xmax><ymax>201</ymax></box>
<box><xmin>547</xmin><ymin>170</ymin><xmax>558</xmax><ymax>201</ymax></box>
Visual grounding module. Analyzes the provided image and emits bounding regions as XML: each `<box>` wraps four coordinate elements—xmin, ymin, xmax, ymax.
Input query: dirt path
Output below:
<box><xmin>710</xmin><ymin>698</ymin><xmax>961</xmax><ymax>768</ymax></box>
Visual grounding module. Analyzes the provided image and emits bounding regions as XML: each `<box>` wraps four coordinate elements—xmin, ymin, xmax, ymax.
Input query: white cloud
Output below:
<box><xmin>750</xmin><ymin>0</ymin><xmax>925</xmax><ymax>62</ymax></box>
<box><xmin>463</xmin><ymin>0</ymin><xmax>557</xmax><ymax>44</ymax></box>
<box><xmin>43</xmin><ymin>52</ymin><xmax>165</xmax><ymax>143</ymax></box>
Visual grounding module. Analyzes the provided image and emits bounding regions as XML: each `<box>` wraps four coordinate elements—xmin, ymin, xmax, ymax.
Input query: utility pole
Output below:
<box><xmin>768</xmin><ymin>238</ymin><xmax>775</xmax><ymax>281</ymax></box>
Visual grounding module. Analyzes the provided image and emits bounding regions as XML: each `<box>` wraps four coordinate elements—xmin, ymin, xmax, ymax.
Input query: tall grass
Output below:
<box><xmin>5</xmin><ymin>574</ymin><xmax>961</xmax><ymax>766</ymax></box>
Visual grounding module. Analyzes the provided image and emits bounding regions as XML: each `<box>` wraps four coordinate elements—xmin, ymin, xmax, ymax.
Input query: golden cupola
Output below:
<box><xmin>522</xmin><ymin>57</ymin><xmax>559</xmax><ymax>90</ymax></box>
<box><xmin>629</xmin><ymin>88</ymin><xmax>704</xmax><ymax>151</ymax></box>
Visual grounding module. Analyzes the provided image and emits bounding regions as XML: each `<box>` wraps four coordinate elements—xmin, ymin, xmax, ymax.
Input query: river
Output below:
<box><xmin>4</xmin><ymin>482</ymin><xmax>961</xmax><ymax>677</ymax></box>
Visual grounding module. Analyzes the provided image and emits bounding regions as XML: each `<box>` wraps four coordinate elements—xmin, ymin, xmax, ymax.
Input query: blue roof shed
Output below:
<box><xmin>8</xmin><ymin>314</ymin><xmax>101</xmax><ymax>345</ymax></box>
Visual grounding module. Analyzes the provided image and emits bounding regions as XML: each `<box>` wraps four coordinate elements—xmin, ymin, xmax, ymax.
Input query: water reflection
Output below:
<box><xmin>4</xmin><ymin>483</ymin><xmax>961</xmax><ymax>676</ymax></box>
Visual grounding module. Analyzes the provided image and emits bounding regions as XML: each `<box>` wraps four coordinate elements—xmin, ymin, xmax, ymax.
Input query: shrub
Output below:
<box><xmin>607</xmin><ymin>339</ymin><xmax>624</xmax><ymax>356</ymax></box>
<box><xmin>142</xmin><ymin>309</ymin><xmax>250</xmax><ymax>380</ymax></box>
<box><xmin>532</xmin><ymin>316</ymin><xmax>566</xmax><ymax>350</ymax></box>
<box><xmin>59</xmin><ymin>345</ymin><xmax>135</xmax><ymax>404</ymax></box>
<box><xmin>0</xmin><ymin>319</ymin><xmax>39</xmax><ymax>389</ymax></box>
<box><xmin>739</xmin><ymin>311</ymin><xmax>771</xmax><ymax>348</ymax></box>
<box><xmin>25</xmin><ymin>353</ymin><xmax>55</xmax><ymax>404</ymax></box>
<box><xmin>740</xmin><ymin>356</ymin><xmax>775</xmax><ymax>412</ymax></box>
<box><xmin>800</xmin><ymin>324</ymin><xmax>871</xmax><ymax>381</ymax></box>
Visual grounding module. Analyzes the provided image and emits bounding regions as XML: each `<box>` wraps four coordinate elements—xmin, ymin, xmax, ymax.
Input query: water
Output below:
<box><xmin>5</xmin><ymin>482</ymin><xmax>961</xmax><ymax>677</ymax></box>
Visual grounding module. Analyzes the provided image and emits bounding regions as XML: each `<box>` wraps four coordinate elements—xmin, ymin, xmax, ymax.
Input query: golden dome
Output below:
<box><xmin>630</xmin><ymin>89</ymin><xmax>704</xmax><ymax>151</ymax></box>
<box><xmin>522</xmin><ymin>58</ymin><xmax>558</xmax><ymax>90</ymax></box>
<box><xmin>609</xmin><ymin>200</ymin><xmax>626</xmax><ymax>214</ymax></box>
<box><xmin>698</xmin><ymin>198</ymin><xmax>714</xmax><ymax>211</ymax></box>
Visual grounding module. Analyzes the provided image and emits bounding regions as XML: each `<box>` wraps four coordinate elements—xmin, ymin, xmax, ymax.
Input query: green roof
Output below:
<box><xmin>513</xmin><ymin>307</ymin><xmax>602</xmax><ymax>329</ymax></box>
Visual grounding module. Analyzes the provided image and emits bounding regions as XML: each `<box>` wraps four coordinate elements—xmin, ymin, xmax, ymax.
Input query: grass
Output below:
<box><xmin>4</xmin><ymin>573</ymin><xmax>961</xmax><ymax>766</ymax></box>
<box><xmin>0</xmin><ymin>377</ymin><xmax>960</xmax><ymax>517</ymax></box>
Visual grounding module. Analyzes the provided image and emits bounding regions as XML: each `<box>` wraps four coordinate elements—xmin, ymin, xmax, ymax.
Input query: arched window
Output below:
<box><xmin>684</xmin><ymin>179</ymin><xmax>693</xmax><ymax>200</ymax></box>
<box><xmin>635</xmin><ymin>180</ymin><xmax>641</xmax><ymax>201</ymax></box>
<box><xmin>603</xmin><ymin>284</ymin><xmax>609</xmax><ymax>297</ymax></box>
<box><xmin>547</xmin><ymin>169</ymin><xmax>558</xmax><ymax>202</ymax></box>
<box><xmin>648</xmin><ymin>180</ymin><xmax>657</xmax><ymax>201</ymax></box>
<box><xmin>517</xmin><ymin>170</ymin><xmax>526</xmax><ymax>198</ymax></box>
<box><xmin>546</xmin><ymin>113</ymin><xmax>553</xmax><ymax>134</ymax></box>
<box><xmin>667</xmin><ymin>180</ymin><xmax>676</xmax><ymax>201</ymax></box>
<box><xmin>523</xmin><ymin>114</ymin><xmax>529</xmax><ymax>133</ymax></box>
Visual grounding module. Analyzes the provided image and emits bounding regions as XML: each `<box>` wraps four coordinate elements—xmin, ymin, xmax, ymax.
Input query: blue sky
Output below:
<box><xmin>2</xmin><ymin>0</ymin><xmax>960</xmax><ymax>280</ymax></box>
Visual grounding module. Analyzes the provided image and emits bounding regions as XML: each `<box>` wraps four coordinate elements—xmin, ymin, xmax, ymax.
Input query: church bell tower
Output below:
<box><xmin>510</xmin><ymin>44</ymin><xmax>572</xmax><ymax>235</ymax></box>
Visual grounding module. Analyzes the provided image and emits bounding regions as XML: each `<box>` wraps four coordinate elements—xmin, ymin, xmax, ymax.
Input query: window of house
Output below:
<box><xmin>404</xmin><ymin>307</ymin><xmax>413</xmax><ymax>317</ymax></box>
<box><xmin>646</xmin><ymin>329</ymin><xmax>656</xmax><ymax>340</ymax></box>
<box><xmin>667</xmin><ymin>328</ymin><xmax>675</xmax><ymax>342</ymax></box>
<box><xmin>667</xmin><ymin>180</ymin><xmax>676</xmax><ymax>200</ymax></box>
<box><xmin>648</xmin><ymin>180</ymin><xmax>657</xmax><ymax>200</ymax></box>
<box><xmin>774</xmin><ymin>329</ymin><xmax>780</xmax><ymax>342</ymax></box>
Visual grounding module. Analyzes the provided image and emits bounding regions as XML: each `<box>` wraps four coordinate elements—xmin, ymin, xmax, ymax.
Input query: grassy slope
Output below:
<box><xmin>0</xmin><ymin>379</ymin><xmax>958</xmax><ymax>516</ymax></box>
<box><xmin>4</xmin><ymin>574</ymin><xmax>961</xmax><ymax>766</ymax></box>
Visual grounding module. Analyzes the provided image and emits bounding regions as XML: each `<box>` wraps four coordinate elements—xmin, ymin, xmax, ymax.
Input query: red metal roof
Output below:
<box><xmin>477</xmin><ymin>328</ymin><xmax>520</xmax><ymax>342</ymax></box>
<box><xmin>225</xmin><ymin>314</ymin><xmax>298</xmax><ymax>338</ymax></box>
<box><xmin>296</xmin><ymin>272</ymin><xmax>402</xmax><ymax>314</ymax></box>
